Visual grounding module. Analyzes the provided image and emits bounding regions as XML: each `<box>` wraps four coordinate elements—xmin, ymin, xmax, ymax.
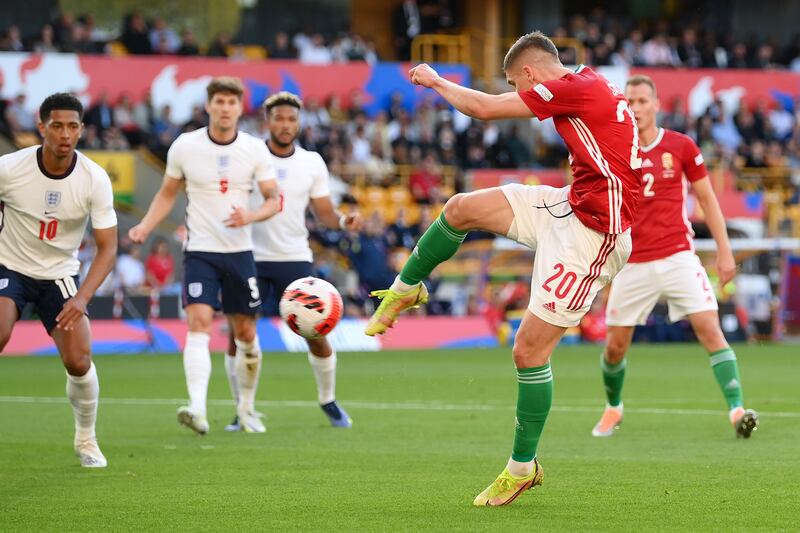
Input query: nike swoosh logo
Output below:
<box><xmin>44</xmin><ymin>211</ymin><xmax>57</xmax><ymax>215</ymax></box>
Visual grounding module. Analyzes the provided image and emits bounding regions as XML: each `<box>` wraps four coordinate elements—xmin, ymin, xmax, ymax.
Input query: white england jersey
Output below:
<box><xmin>0</xmin><ymin>146</ymin><xmax>117</xmax><ymax>280</ymax></box>
<box><xmin>251</xmin><ymin>146</ymin><xmax>330</xmax><ymax>262</ymax></box>
<box><xmin>166</xmin><ymin>128</ymin><xmax>276</xmax><ymax>253</ymax></box>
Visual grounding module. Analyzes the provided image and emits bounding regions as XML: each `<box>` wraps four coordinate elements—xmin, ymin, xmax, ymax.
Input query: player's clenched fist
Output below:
<box><xmin>408</xmin><ymin>63</ymin><xmax>439</xmax><ymax>88</ymax></box>
<box><xmin>128</xmin><ymin>224</ymin><xmax>150</xmax><ymax>244</ymax></box>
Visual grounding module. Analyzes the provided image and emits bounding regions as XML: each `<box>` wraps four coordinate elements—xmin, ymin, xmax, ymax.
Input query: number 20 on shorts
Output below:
<box><xmin>542</xmin><ymin>263</ymin><xmax>578</xmax><ymax>299</ymax></box>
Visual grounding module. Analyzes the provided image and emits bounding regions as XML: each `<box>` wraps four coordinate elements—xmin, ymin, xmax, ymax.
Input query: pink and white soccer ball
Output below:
<box><xmin>279</xmin><ymin>277</ymin><xmax>343</xmax><ymax>339</ymax></box>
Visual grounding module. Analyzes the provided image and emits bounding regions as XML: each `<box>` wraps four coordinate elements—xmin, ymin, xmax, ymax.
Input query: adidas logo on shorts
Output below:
<box><xmin>542</xmin><ymin>302</ymin><xmax>556</xmax><ymax>313</ymax></box>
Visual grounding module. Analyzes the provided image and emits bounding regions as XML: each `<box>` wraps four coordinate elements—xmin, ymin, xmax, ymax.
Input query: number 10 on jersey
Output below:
<box><xmin>38</xmin><ymin>219</ymin><xmax>59</xmax><ymax>240</ymax></box>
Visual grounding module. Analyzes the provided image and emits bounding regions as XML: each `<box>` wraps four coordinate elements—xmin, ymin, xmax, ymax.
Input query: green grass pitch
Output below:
<box><xmin>1</xmin><ymin>344</ymin><xmax>798</xmax><ymax>532</ymax></box>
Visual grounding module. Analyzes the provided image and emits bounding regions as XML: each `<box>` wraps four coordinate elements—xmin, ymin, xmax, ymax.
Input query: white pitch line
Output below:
<box><xmin>0</xmin><ymin>396</ymin><xmax>798</xmax><ymax>418</ymax></box>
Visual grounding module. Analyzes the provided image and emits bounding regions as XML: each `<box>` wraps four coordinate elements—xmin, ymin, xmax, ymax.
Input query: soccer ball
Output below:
<box><xmin>279</xmin><ymin>277</ymin><xmax>344</xmax><ymax>339</ymax></box>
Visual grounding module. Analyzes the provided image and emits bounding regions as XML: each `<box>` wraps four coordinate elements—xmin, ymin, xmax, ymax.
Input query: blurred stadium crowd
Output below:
<box><xmin>1</xmin><ymin>5</ymin><xmax>798</xmax><ymax>335</ymax></box>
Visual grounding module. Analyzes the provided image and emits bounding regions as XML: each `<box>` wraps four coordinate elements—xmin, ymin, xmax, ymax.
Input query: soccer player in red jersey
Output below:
<box><xmin>591</xmin><ymin>75</ymin><xmax>758</xmax><ymax>439</ymax></box>
<box><xmin>364</xmin><ymin>32</ymin><xmax>642</xmax><ymax>505</ymax></box>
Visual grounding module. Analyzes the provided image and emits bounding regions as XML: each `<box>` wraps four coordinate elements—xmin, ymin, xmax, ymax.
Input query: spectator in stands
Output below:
<box><xmin>394</xmin><ymin>0</ymin><xmax>421</xmax><ymax>60</ymax></box>
<box><xmin>1</xmin><ymin>26</ymin><xmax>24</xmax><ymax>52</ymax></box>
<box><xmin>641</xmin><ymin>32</ymin><xmax>677</xmax><ymax>66</ymax></box>
<box><xmin>386</xmin><ymin>207</ymin><xmax>418</xmax><ymax>249</ymax></box>
<box><xmin>116</xmin><ymin>241</ymin><xmax>146</xmax><ymax>293</ymax></box>
<box><xmin>34</xmin><ymin>24</ymin><xmax>59</xmax><ymax>53</ymax></box>
<box><xmin>65</xmin><ymin>23</ymin><xmax>95</xmax><ymax>54</ymax></box>
<box><xmin>296</xmin><ymin>33</ymin><xmax>332</xmax><ymax>64</ymax></box>
<box><xmin>152</xmin><ymin>104</ymin><xmax>180</xmax><ymax>153</ymax></box>
<box><xmin>206</xmin><ymin>31</ymin><xmax>230</xmax><ymax>57</ymax></box>
<box><xmin>79</xmin><ymin>124</ymin><xmax>103</xmax><ymax>150</ymax></box>
<box><xmin>5</xmin><ymin>94</ymin><xmax>36</xmax><ymax>134</ymax></box>
<box><xmin>102</xmin><ymin>127</ymin><xmax>130</xmax><ymax>150</ymax></box>
<box><xmin>121</xmin><ymin>12</ymin><xmax>152</xmax><ymax>55</ymax></box>
<box><xmin>85</xmin><ymin>91</ymin><xmax>114</xmax><ymax>133</ymax></box>
<box><xmin>677</xmin><ymin>28</ymin><xmax>702</xmax><ymax>68</ymax></box>
<box><xmin>620</xmin><ymin>29</ymin><xmax>645</xmax><ymax>66</ymax></box>
<box><xmin>662</xmin><ymin>97</ymin><xmax>689</xmax><ymax>134</ymax></box>
<box><xmin>182</xmin><ymin>105</ymin><xmax>208</xmax><ymax>132</ymax></box>
<box><xmin>268</xmin><ymin>31</ymin><xmax>295</xmax><ymax>59</ymax></box>
<box><xmin>149</xmin><ymin>18</ymin><xmax>179</xmax><ymax>54</ymax></box>
<box><xmin>176</xmin><ymin>29</ymin><xmax>199</xmax><ymax>56</ymax></box>
<box><xmin>113</xmin><ymin>93</ymin><xmax>142</xmax><ymax>145</ymax></box>
<box><xmin>341</xmin><ymin>212</ymin><xmax>395</xmax><ymax>294</ymax></box>
<box><xmin>728</xmin><ymin>42</ymin><xmax>749</xmax><ymax>69</ymax></box>
<box><xmin>52</xmin><ymin>11</ymin><xmax>76</xmax><ymax>49</ymax></box>
<box><xmin>145</xmin><ymin>237</ymin><xmax>175</xmax><ymax>290</ymax></box>
<box><xmin>410</xmin><ymin>152</ymin><xmax>443</xmax><ymax>202</ymax></box>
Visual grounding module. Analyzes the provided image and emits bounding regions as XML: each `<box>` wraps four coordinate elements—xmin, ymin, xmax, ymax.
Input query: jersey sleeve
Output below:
<box><xmin>680</xmin><ymin>135</ymin><xmax>708</xmax><ymax>182</ymax></box>
<box><xmin>518</xmin><ymin>76</ymin><xmax>585</xmax><ymax>120</ymax></box>
<box><xmin>165</xmin><ymin>137</ymin><xmax>185</xmax><ymax>179</ymax></box>
<box><xmin>309</xmin><ymin>153</ymin><xmax>331</xmax><ymax>199</ymax></box>
<box><xmin>0</xmin><ymin>157</ymin><xmax>7</xmax><ymax>197</ymax></box>
<box><xmin>90</xmin><ymin>169</ymin><xmax>118</xmax><ymax>229</ymax></box>
<box><xmin>254</xmin><ymin>141</ymin><xmax>277</xmax><ymax>183</ymax></box>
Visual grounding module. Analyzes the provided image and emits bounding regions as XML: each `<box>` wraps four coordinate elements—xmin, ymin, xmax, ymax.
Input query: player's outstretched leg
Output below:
<box><xmin>689</xmin><ymin>311</ymin><xmax>758</xmax><ymax>438</ymax></box>
<box><xmin>53</xmin><ymin>318</ymin><xmax>107</xmax><ymax>468</ymax></box>
<box><xmin>365</xmin><ymin>189</ymin><xmax>514</xmax><ymax>336</ymax></box>
<box><xmin>592</xmin><ymin>326</ymin><xmax>631</xmax><ymax>437</ymax></box>
<box><xmin>223</xmin><ymin>332</ymin><xmax>241</xmax><ymax>432</ymax></box>
<box><xmin>307</xmin><ymin>337</ymin><xmax>351</xmax><ymax>428</ymax></box>
<box><xmin>475</xmin><ymin>312</ymin><xmax>562</xmax><ymax>506</ymax></box>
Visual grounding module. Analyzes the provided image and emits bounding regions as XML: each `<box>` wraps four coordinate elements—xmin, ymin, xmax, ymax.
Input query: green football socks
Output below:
<box><xmin>601</xmin><ymin>354</ymin><xmax>626</xmax><ymax>408</ymax></box>
<box><xmin>709</xmin><ymin>348</ymin><xmax>743</xmax><ymax>409</ymax></box>
<box><xmin>511</xmin><ymin>364</ymin><xmax>553</xmax><ymax>462</ymax></box>
<box><xmin>398</xmin><ymin>212</ymin><xmax>467</xmax><ymax>285</ymax></box>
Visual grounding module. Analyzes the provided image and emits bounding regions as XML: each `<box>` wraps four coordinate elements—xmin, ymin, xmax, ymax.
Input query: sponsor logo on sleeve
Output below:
<box><xmin>694</xmin><ymin>153</ymin><xmax>704</xmax><ymax>166</ymax></box>
<box><xmin>0</xmin><ymin>278</ymin><xmax>8</xmax><ymax>290</ymax></box>
<box><xmin>534</xmin><ymin>83</ymin><xmax>554</xmax><ymax>101</ymax></box>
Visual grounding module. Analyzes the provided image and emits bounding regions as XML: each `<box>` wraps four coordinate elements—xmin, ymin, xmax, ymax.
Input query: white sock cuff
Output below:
<box><xmin>390</xmin><ymin>276</ymin><xmax>418</xmax><ymax>293</ymax></box>
<box><xmin>186</xmin><ymin>331</ymin><xmax>210</xmax><ymax>347</ymax></box>
<box><xmin>234</xmin><ymin>335</ymin><xmax>259</xmax><ymax>352</ymax></box>
<box><xmin>308</xmin><ymin>350</ymin><xmax>336</xmax><ymax>370</ymax></box>
<box><xmin>67</xmin><ymin>362</ymin><xmax>97</xmax><ymax>383</ymax></box>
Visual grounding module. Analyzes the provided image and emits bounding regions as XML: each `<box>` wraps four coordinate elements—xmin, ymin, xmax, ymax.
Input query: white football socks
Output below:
<box><xmin>224</xmin><ymin>351</ymin><xmax>239</xmax><ymax>405</ymax></box>
<box><xmin>506</xmin><ymin>457</ymin><xmax>535</xmax><ymax>478</ymax></box>
<box><xmin>235</xmin><ymin>336</ymin><xmax>262</xmax><ymax>414</ymax></box>
<box><xmin>184</xmin><ymin>332</ymin><xmax>211</xmax><ymax>418</ymax></box>
<box><xmin>66</xmin><ymin>362</ymin><xmax>99</xmax><ymax>443</ymax></box>
<box><xmin>390</xmin><ymin>276</ymin><xmax>417</xmax><ymax>294</ymax></box>
<box><xmin>308</xmin><ymin>350</ymin><xmax>337</xmax><ymax>405</ymax></box>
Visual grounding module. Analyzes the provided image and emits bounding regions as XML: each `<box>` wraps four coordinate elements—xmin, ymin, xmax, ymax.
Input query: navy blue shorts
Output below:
<box><xmin>0</xmin><ymin>264</ymin><xmax>81</xmax><ymax>333</ymax></box>
<box><xmin>183</xmin><ymin>251</ymin><xmax>261</xmax><ymax>315</ymax></box>
<box><xmin>256</xmin><ymin>261</ymin><xmax>313</xmax><ymax>316</ymax></box>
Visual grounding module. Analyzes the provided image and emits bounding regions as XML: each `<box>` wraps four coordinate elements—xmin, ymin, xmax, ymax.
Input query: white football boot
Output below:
<box><xmin>74</xmin><ymin>439</ymin><xmax>108</xmax><ymax>468</ymax></box>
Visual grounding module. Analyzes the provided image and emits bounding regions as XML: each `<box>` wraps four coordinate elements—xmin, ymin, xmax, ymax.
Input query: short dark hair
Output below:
<box><xmin>39</xmin><ymin>92</ymin><xmax>84</xmax><ymax>122</ymax></box>
<box><xmin>206</xmin><ymin>76</ymin><xmax>244</xmax><ymax>101</ymax></box>
<box><xmin>503</xmin><ymin>31</ymin><xmax>560</xmax><ymax>71</ymax></box>
<box><xmin>626</xmin><ymin>74</ymin><xmax>657</xmax><ymax>96</ymax></box>
<box><xmin>263</xmin><ymin>91</ymin><xmax>303</xmax><ymax>114</ymax></box>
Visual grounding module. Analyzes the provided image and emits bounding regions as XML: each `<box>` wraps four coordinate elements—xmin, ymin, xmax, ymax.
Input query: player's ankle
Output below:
<box><xmin>506</xmin><ymin>457</ymin><xmax>534</xmax><ymax>478</ymax></box>
<box><xmin>390</xmin><ymin>276</ymin><xmax>418</xmax><ymax>293</ymax></box>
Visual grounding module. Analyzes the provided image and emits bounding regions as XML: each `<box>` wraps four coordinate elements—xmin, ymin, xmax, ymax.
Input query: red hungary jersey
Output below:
<box><xmin>519</xmin><ymin>65</ymin><xmax>642</xmax><ymax>234</ymax></box>
<box><xmin>628</xmin><ymin>128</ymin><xmax>708</xmax><ymax>263</ymax></box>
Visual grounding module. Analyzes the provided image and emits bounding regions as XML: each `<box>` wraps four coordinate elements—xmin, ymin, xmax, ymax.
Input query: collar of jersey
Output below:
<box><xmin>267</xmin><ymin>144</ymin><xmax>296</xmax><ymax>159</ymax></box>
<box><xmin>574</xmin><ymin>64</ymin><xmax>586</xmax><ymax>73</ymax></box>
<box><xmin>640</xmin><ymin>128</ymin><xmax>665</xmax><ymax>153</ymax></box>
<box><xmin>36</xmin><ymin>146</ymin><xmax>77</xmax><ymax>180</ymax></box>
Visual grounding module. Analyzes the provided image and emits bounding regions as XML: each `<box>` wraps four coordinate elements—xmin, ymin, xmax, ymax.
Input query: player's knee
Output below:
<box><xmin>443</xmin><ymin>193</ymin><xmax>470</xmax><ymax>231</ymax></box>
<box><xmin>605</xmin><ymin>339</ymin><xmax>628</xmax><ymax>364</ymax></box>
<box><xmin>63</xmin><ymin>351</ymin><xmax>91</xmax><ymax>376</ymax></box>
<box><xmin>511</xmin><ymin>337</ymin><xmax>549</xmax><ymax>368</ymax></box>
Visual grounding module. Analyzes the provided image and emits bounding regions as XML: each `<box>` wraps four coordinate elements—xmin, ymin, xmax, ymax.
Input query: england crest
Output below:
<box><xmin>277</xmin><ymin>168</ymin><xmax>288</xmax><ymax>181</ymax></box>
<box><xmin>45</xmin><ymin>191</ymin><xmax>61</xmax><ymax>209</ymax></box>
<box><xmin>188</xmin><ymin>282</ymin><xmax>203</xmax><ymax>298</ymax></box>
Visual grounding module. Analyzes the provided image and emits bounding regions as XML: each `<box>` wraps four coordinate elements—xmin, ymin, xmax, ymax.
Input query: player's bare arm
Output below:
<box><xmin>310</xmin><ymin>196</ymin><xmax>362</xmax><ymax>232</ymax></box>
<box><xmin>409</xmin><ymin>64</ymin><xmax>532</xmax><ymax>121</ymax></box>
<box><xmin>56</xmin><ymin>225</ymin><xmax>117</xmax><ymax>331</ymax></box>
<box><xmin>691</xmin><ymin>177</ymin><xmax>736</xmax><ymax>287</ymax></box>
<box><xmin>128</xmin><ymin>174</ymin><xmax>183</xmax><ymax>243</ymax></box>
<box><xmin>224</xmin><ymin>179</ymin><xmax>281</xmax><ymax>228</ymax></box>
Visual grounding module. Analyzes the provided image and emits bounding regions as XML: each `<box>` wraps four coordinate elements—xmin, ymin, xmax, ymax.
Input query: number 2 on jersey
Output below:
<box><xmin>38</xmin><ymin>219</ymin><xmax>59</xmax><ymax>240</ymax></box>
<box><xmin>642</xmin><ymin>172</ymin><xmax>655</xmax><ymax>197</ymax></box>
